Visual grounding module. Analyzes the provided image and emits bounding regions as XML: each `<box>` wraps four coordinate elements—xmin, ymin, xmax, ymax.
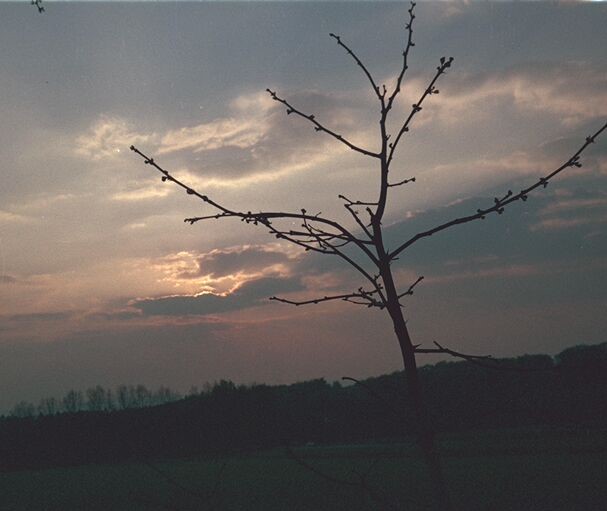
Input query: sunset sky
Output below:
<box><xmin>0</xmin><ymin>1</ymin><xmax>606</xmax><ymax>411</ymax></box>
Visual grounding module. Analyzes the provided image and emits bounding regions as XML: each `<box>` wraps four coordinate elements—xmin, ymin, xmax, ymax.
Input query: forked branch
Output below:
<box><xmin>130</xmin><ymin>146</ymin><xmax>379</xmax><ymax>265</ymax></box>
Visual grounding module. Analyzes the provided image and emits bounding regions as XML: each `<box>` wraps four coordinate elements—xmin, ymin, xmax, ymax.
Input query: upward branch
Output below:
<box><xmin>385</xmin><ymin>1</ymin><xmax>417</xmax><ymax>113</ymax></box>
<box><xmin>390</xmin><ymin>120</ymin><xmax>607</xmax><ymax>259</ymax></box>
<box><xmin>386</xmin><ymin>56</ymin><xmax>453</xmax><ymax>168</ymax></box>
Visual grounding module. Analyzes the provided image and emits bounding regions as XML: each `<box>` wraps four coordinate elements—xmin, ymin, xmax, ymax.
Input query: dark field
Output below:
<box><xmin>1</xmin><ymin>428</ymin><xmax>605</xmax><ymax>510</ymax></box>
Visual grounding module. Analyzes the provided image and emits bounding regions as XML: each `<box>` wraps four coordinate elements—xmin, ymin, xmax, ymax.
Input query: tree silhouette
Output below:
<box><xmin>130</xmin><ymin>3</ymin><xmax>606</xmax><ymax>509</ymax></box>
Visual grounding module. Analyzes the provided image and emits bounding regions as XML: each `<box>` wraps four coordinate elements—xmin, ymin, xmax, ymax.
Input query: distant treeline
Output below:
<box><xmin>8</xmin><ymin>384</ymin><xmax>183</xmax><ymax>418</ymax></box>
<box><xmin>0</xmin><ymin>343</ymin><xmax>605</xmax><ymax>471</ymax></box>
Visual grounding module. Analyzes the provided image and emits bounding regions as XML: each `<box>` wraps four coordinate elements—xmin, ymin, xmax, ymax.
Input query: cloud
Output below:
<box><xmin>158</xmin><ymin>92</ymin><xmax>274</xmax><ymax>155</ymax></box>
<box><xmin>382</xmin><ymin>184</ymin><xmax>607</xmax><ymax>276</ymax></box>
<box><xmin>530</xmin><ymin>189</ymin><xmax>607</xmax><ymax>231</ymax></box>
<box><xmin>194</xmin><ymin>244</ymin><xmax>294</xmax><ymax>278</ymax></box>
<box><xmin>0</xmin><ymin>275</ymin><xmax>17</xmax><ymax>284</ymax></box>
<box><xmin>132</xmin><ymin>275</ymin><xmax>304</xmax><ymax>316</ymax></box>
<box><xmin>0</xmin><ymin>210</ymin><xmax>33</xmax><ymax>224</ymax></box>
<box><xmin>111</xmin><ymin>186</ymin><xmax>171</xmax><ymax>202</ymax></box>
<box><xmin>75</xmin><ymin>89</ymin><xmax>368</xmax><ymax>191</ymax></box>
<box><xmin>74</xmin><ymin>115</ymin><xmax>155</xmax><ymax>161</ymax></box>
<box><xmin>395</xmin><ymin>61</ymin><xmax>607</xmax><ymax>128</ymax></box>
<box><xmin>147</xmin><ymin>244</ymin><xmax>299</xmax><ymax>296</ymax></box>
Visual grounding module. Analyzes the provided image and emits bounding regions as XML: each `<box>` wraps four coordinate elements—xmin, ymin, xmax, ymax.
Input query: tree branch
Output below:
<box><xmin>397</xmin><ymin>275</ymin><xmax>424</xmax><ymax>300</ymax></box>
<box><xmin>329</xmin><ymin>33</ymin><xmax>382</xmax><ymax>102</ymax></box>
<box><xmin>385</xmin><ymin>1</ymin><xmax>416</xmax><ymax>113</ymax></box>
<box><xmin>270</xmin><ymin>287</ymin><xmax>384</xmax><ymax>309</ymax></box>
<box><xmin>415</xmin><ymin>342</ymin><xmax>559</xmax><ymax>372</ymax></box>
<box><xmin>389</xmin><ymin>120</ymin><xmax>607</xmax><ymax>259</ymax></box>
<box><xmin>386</xmin><ymin>56</ymin><xmax>453</xmax><ymax>168</ymax></box>
<box><xmin>388</xmin><ymin>176</ymin><xmax>416</xmax><ymax>188</ymax></box>
<box><xmin>130</xmin><ymin>146</ymin><xmax>379</xmax><ymax>265</ymax></box>
<box><xmin>266</xmin><ymin>89</ymin><xmax>380</xmax><ymax>159</ymax></box>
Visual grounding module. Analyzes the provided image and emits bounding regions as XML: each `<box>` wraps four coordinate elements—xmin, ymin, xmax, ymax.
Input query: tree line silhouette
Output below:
<box><xmin>0</xmin><ymin>342</ymin><xmax>604</xmax><ymax>472</ymax></box>
<box><xmin>8</xmin><ymin>384</ymin><xmax>183</xmax><ymax>418</ymax></box>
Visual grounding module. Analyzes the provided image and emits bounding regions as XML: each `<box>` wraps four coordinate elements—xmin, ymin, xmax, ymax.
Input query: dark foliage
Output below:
<box><xmin>0</xmin><ymin>343</ymin><xmax>604</xmax><ymax>472</ymax></box>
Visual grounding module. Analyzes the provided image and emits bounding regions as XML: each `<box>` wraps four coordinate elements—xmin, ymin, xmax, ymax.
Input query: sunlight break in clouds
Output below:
<box><xmin>148</xmin><ymin>244</ymin><xmax>298</xmax><ymax>297</ymax></box>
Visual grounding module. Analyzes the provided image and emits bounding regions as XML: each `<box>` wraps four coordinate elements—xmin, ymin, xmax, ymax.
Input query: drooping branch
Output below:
<box><xmin>414</xmin><ymin>341</ymin><xmax>492</xmax><ymax>362</ymax></box>
<box><xmin>329</xmin><ymin>33</ymin><xmax>382</xmax><ymax>102</ymax></box>
<box><xmin>266</xmin><ymin>89</ymin><xmax>380</xmax><ymax>159</ymax></box>
<box><xmin>385</xmin><ymin>1</ymin><xmax>417</xmax><ymax>113</ymax></box>
<box><xmin>389</xmin><ymin>121</ymin><xmax>607</xmax><ymax>259</ymax></box>
<box><xmin>386</xmin><ymin>56</ymin><xmax>453</xmax><ymax>168</ymax></box>
<box><xmin>415</xmin><ymin>342</ymin><xmax>559</xmax><ymax>372</ymax></box>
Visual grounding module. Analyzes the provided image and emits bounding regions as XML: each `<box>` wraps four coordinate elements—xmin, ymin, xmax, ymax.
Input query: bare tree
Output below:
<box><xmin>131</xmin><ymin>3</ymin><xmax>606</xmax><ymax>509</ymax></box>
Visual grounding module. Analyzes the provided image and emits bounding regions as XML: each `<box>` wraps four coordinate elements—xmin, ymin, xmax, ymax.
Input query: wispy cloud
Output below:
<box><xmin>111</xmin><ymin>186</ymin><xmax>171</xmax><ymax>202</ymax></box>
<box><xmin>0</xmin><ymin>210</ymin><xmax>32</xmax><ymax>224</ymax></box>
<box><xmin>158</xmin><ymin>92</ymin><xmax>274</xmax><ymax>155</ymax></box>
<box><xmin>74</xmin><ymin>115</ymin><xmax>155</xmax><ymax>161</ymax></box>
<box><xmin>530</xmin><ymin>190</ymin><xmax>607</xmax><ymax>231</ymax></box>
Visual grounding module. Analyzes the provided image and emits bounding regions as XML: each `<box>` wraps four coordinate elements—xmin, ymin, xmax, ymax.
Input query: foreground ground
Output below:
<box><xmin>1</xmin><ymin>427</ymin><xmax>605</xmax><ymax>510</ymax></box>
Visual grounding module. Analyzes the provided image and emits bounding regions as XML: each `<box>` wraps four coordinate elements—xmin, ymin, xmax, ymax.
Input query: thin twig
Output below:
<box><xmin>330</xmin><ymin>33</ymin><xmax>382</xmax><ymax>102</ymax></box>
<box><xmin>385</xmin><ymin>1</ymin><xmax>417</xmax><ymax>113</ymax></box>
<box><xmin>387</xmin><ymin>56</ymin><xmax>453</xmax><ymax>167</ymax></box>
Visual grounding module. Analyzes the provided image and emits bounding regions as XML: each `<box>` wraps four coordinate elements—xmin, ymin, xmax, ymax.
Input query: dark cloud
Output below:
<box><xmin>191</xmin><ymin>245</ymin><xmax>292</xmax><ymax>278</ymax></box>
<box><xmin>0</xmin><ymin>275</ymin><xmax>17</xmax><ymax>284</ymax></box>
<box><xmin>382</xmin><ymin>186</ymin><xmax>607</xmax><ymax>272</ymax></box>
<box><xmin>133</xmin><ymin>275</ymin><xmax>303</xmax><ymax>316</ymax></box>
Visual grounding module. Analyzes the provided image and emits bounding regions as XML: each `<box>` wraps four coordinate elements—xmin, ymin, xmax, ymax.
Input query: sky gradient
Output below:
<box><xmin>0</xmin><ymin>1</ymin><xmax>606</xmax><ymax>411</ymax></box>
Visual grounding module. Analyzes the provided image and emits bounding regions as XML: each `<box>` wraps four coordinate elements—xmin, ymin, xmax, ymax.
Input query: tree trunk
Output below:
<box><xmin>382</xmin><ymin>269</ymin><xmax>453</xmax><ymax>510</ymax></box>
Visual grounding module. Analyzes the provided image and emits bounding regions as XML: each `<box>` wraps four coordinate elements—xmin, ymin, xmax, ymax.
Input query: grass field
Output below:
<box><xmin>1</xmin><ymin>428</ymin><xmax>605</xmax><ymax>510</ymax></box>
